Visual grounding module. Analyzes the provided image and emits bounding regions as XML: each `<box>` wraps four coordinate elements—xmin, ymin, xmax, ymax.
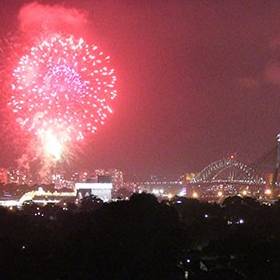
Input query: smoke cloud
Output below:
<box><xmin>18</xmin><ymin>2</ymin><xmax>88</xmax><ymax>37</ymax></box>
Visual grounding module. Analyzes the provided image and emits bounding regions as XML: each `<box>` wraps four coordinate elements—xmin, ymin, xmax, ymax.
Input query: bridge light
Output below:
<box><xmin>192</xmin><ymin>191</ymin><xmax>199</xmax><ymax>199</ymax></box>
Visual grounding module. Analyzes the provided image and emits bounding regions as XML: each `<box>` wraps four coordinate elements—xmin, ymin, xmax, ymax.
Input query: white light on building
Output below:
<box><xmin>75</xmin><ymin>182</ymin><xmax>113</xmax><ymax>202</ymax></box>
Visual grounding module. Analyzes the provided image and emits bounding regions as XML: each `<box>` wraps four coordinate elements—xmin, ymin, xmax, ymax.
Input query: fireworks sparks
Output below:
<box><xmin>9</xmin><ymin>35</ymin><xmax>117</xmax><ymax>147</ymax></box>
<box><xmin>40</xmin><ymin>129</ymin><xmax>63</xmax><ymax>161</ymax></box>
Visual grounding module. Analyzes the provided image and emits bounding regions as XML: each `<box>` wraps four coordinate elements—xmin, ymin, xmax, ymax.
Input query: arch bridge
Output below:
<box><xmin>190</xmin><ymin>159</ymin><xmax>265</xmax><ymax>186</ymax></box>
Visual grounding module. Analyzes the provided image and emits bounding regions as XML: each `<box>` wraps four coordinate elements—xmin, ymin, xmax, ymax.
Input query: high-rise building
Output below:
<box><xmin>0</xmin><ymin>168</ymin><xmax>7</xmax><ymax>184</ymax></box>
<box><xmin>7</xmin><ymin>168</ymin><xmax>32</xmax><ymax>185</ymax></box>
<box><xmin>70</xmin><ymin>171</ymin><xmax>90</xmax><ymax>183</ymax></box>
<box><xmin>90</xmin><ymin>169</ymin><xmax>124</xmax><ymax>190</ymax></box>
<box><xmin>110</xmin><ymin>169</ymin><xmax>124</xmax><ymax>190</ymax></box>
<box><xmin>70</xmin><ymin>169</ymin><xmax>124</xmax><ymax>190</ymax></box>
<box><xmin>75</xmin><ymin>180</ymin><xmax>113</xmax><ymax>202</ymax></box>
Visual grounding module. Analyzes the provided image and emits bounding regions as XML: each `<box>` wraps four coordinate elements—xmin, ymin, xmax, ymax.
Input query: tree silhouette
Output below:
<box><xmin>80</xmin><ymin>194</ymin><xmax>103</xmax><ymax>211</ymax></box>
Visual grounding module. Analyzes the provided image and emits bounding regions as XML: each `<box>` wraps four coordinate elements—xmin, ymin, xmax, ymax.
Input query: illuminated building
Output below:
<box><xmin>137</xmin><ymin>180</ymin><xmax>184</xmax><ymax>198</ymax></box>
<box><xmin>70</xmin><ymin>172</ymin><xmax>82</xmax><ymax>182</ymax></box>
<box><xmin>20</xmin><ymin>187</ymin><xmax>76</xmax><ymax>205</ymax></box>
<box><xmin>7</xmin><ymin>168</ymin><xmax>32</xmax><ymax>185</ymax></box>
<box><xmin>75</xmin><ymin>182</ymin><xmax>113</xmax><ymax>202</ymax></box>
<box><xmin>71</xmin><ymin>169</ymin><xmax>124</xmax><ymax>190</ymax></box>
<box><xmin>110</xmin><ymin>169</ymin><xmax>124</xmax><ymax>190</ymax></box>
<box><xmin>51</xmin><ymin>172</ymin><xmax>74</xmax><ymax>189</ymax></box>
<box><xmin>91</xmin><ymin>169</ymin><xmax>124</xmax><ymax>190</ymax></box>
<box><xmin>0</xmin><ymin>186</ymin><xmax>76</xmax><ymax>208</ymax></box>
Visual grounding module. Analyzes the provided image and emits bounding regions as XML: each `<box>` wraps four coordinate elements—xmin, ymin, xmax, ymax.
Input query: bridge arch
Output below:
<box><xmin>191</xmin><ymin>159</ymin><xmax>265</xmax><ymax>185</ymax></box>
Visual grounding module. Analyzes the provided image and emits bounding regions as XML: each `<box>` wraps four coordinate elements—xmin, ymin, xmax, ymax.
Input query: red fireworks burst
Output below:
<box><xmin>9</xmin><ymin>34</ymin><xmax>117</xmax><ymax>141</ymax></box>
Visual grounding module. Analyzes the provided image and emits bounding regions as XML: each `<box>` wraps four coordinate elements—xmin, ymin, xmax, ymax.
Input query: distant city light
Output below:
<box><xmin>242</xmin><ymin>190</ymin><xmax>247</xmax><ymax>196</ymax></box>
<box><xmin>239</xmin><ymin>219</ymin><xmax>244</xmax><ymax>224</ymax></box>
<box><xmin>178</xmin><ymin>188</ymin><xmax>186</xmax><ymax>197</ymax></box>
<box><xmin>217</xmin><ymin>191</ymin><xmax>223</xmax><ymax>197</ymax></box>
<box><xmin>265</xmin><ymin>189</ymin><xmax>272</xmax><ymax>195</ymax></box>
<box><xmin>192</xmin><ymin>191</ymin><xmax>199</xmax><ymax>199</ymax></box>
<box><xmin>167</xmin><ymin>193</ymin><xmax>173</xmax><ymax>200</ymax></box>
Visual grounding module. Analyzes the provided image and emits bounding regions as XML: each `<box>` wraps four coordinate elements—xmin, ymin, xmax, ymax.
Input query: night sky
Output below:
<box><xmin>1</xmin><ymin>0</ymin><xmax>280</xmax><ymax>179</ymax></box>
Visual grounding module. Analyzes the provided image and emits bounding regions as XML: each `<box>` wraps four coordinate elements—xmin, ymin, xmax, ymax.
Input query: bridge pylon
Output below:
<box><xmin>272</xmin><ymin>133</ymin><xmax>280</xmax><ymax>189</ymax></box>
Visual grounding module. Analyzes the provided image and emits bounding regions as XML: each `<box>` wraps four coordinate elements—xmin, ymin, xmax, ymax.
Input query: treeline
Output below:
<box><xmin>0</xmin><ymin>194</ymin><xmax>280</xmax><ymax>279</ymax></box>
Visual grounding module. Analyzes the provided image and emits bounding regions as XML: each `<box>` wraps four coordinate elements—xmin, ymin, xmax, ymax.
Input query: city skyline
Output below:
<box><xmin>1</xmin><ymin>1</ymin><xmax>280</xmax><ymax>178</ymax></box>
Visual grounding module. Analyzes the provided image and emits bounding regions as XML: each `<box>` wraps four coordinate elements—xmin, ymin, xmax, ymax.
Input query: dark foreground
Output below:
<box><xmin>1</xmin><ymin>193</ymin><xmax>280</xmax><ymax>279</ymax></box>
